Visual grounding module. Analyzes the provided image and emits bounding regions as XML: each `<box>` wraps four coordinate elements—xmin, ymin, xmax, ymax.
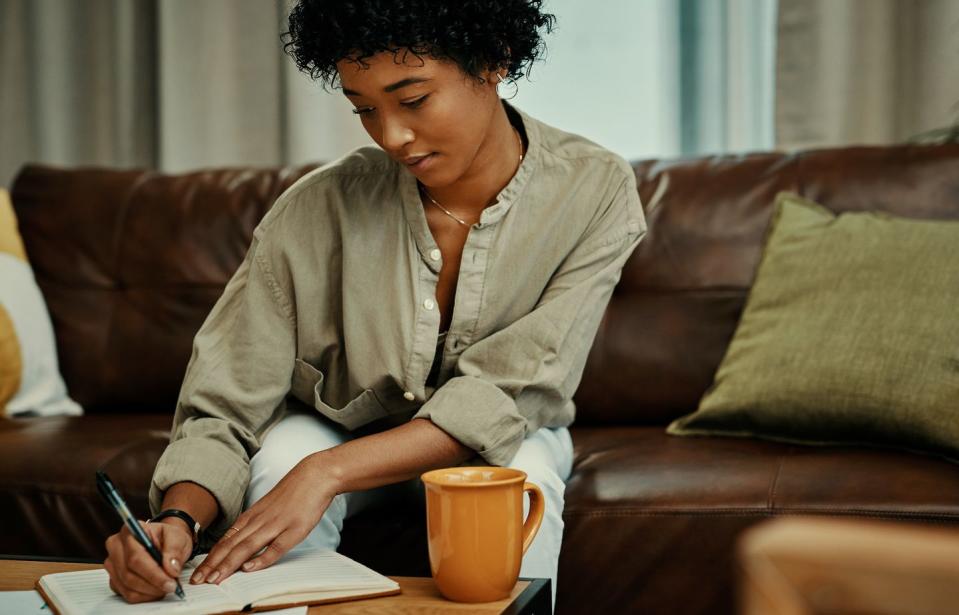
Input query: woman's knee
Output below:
<box><xmin>518</xmin><ymin>465</ymin><xmax>567</xmax><ymax>522</ymax></box>
<box><xmin>510</xmin><ymin>437</ymin><xmax>570</xmax><ymax>512</ymax></box>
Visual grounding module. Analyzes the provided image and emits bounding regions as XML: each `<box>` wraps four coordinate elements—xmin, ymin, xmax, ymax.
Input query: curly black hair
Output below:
<box><xmin>281</xmin><ymin>0</ymin><xmax>557</xmax><ymax>93</ymax></box>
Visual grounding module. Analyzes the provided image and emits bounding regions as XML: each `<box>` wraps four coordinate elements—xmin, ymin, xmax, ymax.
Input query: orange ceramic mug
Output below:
<box><xmin>420</xmin><ymin>466</ymin><xmax>544</xmax><ymax>603</ymax></box>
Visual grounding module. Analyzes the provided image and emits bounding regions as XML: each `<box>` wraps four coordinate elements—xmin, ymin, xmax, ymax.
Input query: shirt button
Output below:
<box><xmin>403</xmin><ymin>391</ymin><xmax>415</xmax><ymax>401</ymax></box>
<box><xmin>429</xmin><ymin>248</ymin><xmax>441</xmax><ymax>261</ymax></box>
<box><xmin>424</xmin><ymin>299</ymin><xmax>435</xmax><ymax>310</ymax></box>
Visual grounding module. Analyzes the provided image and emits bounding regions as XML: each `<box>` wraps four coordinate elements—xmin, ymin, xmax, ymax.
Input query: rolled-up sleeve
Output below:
<box><xmin>413</xmin><ymin>175</ymin><xmax>647</xmax><ymax>466</ymax></box>
<box><xmin>148</xmin><ymin>227</ymin><xmax>296</xmax><ymax>544</ymax></box>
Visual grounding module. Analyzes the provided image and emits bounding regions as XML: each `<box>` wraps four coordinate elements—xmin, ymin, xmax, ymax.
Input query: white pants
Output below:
<box><xmin>245</xmin><ymin>409</ymin><xmax>574</xmax><ymax>612</ymax></box>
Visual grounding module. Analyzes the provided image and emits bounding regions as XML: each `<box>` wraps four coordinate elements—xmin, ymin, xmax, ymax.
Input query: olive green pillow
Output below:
<box><xmin>667</xmin><ymin>192</ymin><xmax>959</xmax><ymax>463</ymax></box>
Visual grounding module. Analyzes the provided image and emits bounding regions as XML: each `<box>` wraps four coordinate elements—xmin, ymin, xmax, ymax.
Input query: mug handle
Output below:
<box><xmin>521</xmin><ymin>481</ymin><xmax>545</xmax><ymax>554</ymax></box>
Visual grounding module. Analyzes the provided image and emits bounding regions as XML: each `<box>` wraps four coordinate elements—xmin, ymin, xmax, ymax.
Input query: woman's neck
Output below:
<box><xmin>419</xmin><ymin>101</ymin><xmax>525</xmax><ymax>219</ymax></box>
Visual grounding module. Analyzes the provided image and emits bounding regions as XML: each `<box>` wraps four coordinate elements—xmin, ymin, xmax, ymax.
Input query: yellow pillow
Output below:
<box><xmin>0</xmin><ymin>190</ymin><xmax>25</xmax><ymax>409</ymax></box>
<box><xmin>0</xmin><ymin>189</ymin><xmax>82</xmax><ymax>417</ymax></box>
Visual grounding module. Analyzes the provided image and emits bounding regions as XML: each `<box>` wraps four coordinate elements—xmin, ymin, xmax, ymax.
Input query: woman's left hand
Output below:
<box><xmin>190</xmin><ymin>452</ymin><xmax>338</xmax><ymax>585</ymax></box>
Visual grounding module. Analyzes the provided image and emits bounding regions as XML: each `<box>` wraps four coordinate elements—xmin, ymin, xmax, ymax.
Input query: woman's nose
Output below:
<box><xmin>380</xmin><ymin>115</ymin><xmax>414</xmax><ymax>153</ymax></box>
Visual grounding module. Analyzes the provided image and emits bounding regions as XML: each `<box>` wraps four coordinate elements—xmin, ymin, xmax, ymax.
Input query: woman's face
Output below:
<box><xmin>336</xmin><ymin>50</ymin><xmax>501</xmax><ymax>188</ymax></box>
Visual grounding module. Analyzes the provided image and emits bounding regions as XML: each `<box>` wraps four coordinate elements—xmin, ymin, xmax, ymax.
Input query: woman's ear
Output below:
<box><xmin>480</xmin><ymin>66</ymin><xmax>503</xmax><ymax>85</ymax></box>
<box><xmin>482</xmin><ymin>48</ymin><xmax>511</xmax><ymax>85</ymax></box>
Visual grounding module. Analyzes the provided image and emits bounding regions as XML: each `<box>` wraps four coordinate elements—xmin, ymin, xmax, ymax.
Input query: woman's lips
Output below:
<box><xmin>407</xmin><ymin>153</ymin><xmax>437</xmax><ymax>171</ymax></box>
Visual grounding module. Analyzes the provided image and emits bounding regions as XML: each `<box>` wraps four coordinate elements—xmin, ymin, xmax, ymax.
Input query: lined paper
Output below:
<box><xmin>220</xmin><ymin>549</ymin><xmax>398</xmax><ymax>606</ymax></box>
<box><xmin>40</xmin><ymin>566</ymin><xmax>237</xmax><ymax>615</ymax></box>
<box><xmin>38</xmin><ymin>548</ymin><xmax>397</xmax><ymax>614</ymax></box>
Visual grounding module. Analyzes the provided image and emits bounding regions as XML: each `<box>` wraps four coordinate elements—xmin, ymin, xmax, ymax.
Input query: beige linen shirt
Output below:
<box><xmin>149</xmin><ymin>100</ymin><xmax>647</xmax><ymax>540</ymax></box>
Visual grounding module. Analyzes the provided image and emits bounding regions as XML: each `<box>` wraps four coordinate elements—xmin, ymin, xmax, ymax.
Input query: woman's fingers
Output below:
<box><xmin>240</xmin><ymin>529</ymin><xmax>298</xmax><ymax>573</ymax></box>
<box><xmin>107</xmin><ymin>537</ymin><xmax>166</xmax><ymax>602</ymax></box>
<box><xmin>107</xmin><ymin>563</ymin><xmax>150</xmax><ymax>604</ymax></box>
<box><xmin>155</xmin><ymin>521</ymin><xmax>193</xmax><ymax>579</ymax></box>
<box><xmin>123</xmin><ymin>524</ymin><xmax>178</xmax><ymax>594</ymax></box>
<box><xmin>191</xmin><ymin>514</ymin><xmax>262</xmax><ymax>584</ymax></box>
<box><xmin>104</xmin><ymin>557</ymin><xmax>125</xmax><ymax>596</ymax></box>
<box><xmin>190</xmin><ymin>464</ymin><xmax>336</xmax><ymax>584</ymax></box>
<box><xmin>123</xmin><ymin>564</ymin><xmax>170</xmax><ymax>598</ymax></box>
<box><xmin>209</xmin><ymin>523</ymin><xmax>288</xmax><ymax>583</ymax></box>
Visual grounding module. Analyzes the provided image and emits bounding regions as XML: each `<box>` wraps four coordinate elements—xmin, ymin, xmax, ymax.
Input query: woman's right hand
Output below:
<box><xmin>103</xmin><ymin>519</ymin><xmax>193</xmax><ymax>603</ymax></box>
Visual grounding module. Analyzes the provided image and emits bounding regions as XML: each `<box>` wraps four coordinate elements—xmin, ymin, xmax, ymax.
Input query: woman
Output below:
<box><xmin>103</xmin><ymin>0</ymin><xmax>646</xmax><ymax>610</ymax></box>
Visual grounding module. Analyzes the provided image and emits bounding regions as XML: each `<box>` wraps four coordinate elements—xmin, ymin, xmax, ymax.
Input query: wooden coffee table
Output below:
<box><xmin>0</xmin><ymin>555</ymin><xmax>551</xmax><ymax>614</ymax></box>
<box><xmin>737</xmin><ymin>516</ymin><xmax>959</xmax><ymax>615</ymax></box>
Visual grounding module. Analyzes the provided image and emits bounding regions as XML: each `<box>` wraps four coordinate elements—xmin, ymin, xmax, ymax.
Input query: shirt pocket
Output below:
<box><xmin>290</xmin><ymin>358</ymin><xmax>388</xmax><ymax>430</ymax></box>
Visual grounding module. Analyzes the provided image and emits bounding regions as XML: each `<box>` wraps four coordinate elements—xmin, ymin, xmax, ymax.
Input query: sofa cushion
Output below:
<box><xmin>667</xmin><ymin>192</ymin><xmax>959</xmax><ymax>464</ymax></box>
<box><xmin>554</xmin><ymin>426</ymin><xmax>959</xmax><ymax>615</ymax></box>
<box><xmin>9</xmin><ymin>165</ymin><xmax>318</xmax><ymax>414</ymax></box>
<box><xmin>0</xmin><ymin>414</ymin><xmax>169</xmax><ymax>556</ymax></box>
<box><xmin>0</xmin><ymin>189</ymin><xmax>82</xmax><ymax>417</ymax></box>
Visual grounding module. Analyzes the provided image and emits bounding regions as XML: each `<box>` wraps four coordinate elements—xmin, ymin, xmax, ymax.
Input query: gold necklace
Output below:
<box><xmin>420</xmin><ymin>126</ymin><xmax>524</xmax><ymax>227</ymax></box>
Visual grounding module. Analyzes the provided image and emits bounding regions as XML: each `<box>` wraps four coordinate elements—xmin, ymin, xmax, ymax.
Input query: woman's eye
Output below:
<box><xmin>351</xmin><ymin>95</ymin><xmax>429</xmax><ymax>116</ymax></box>
<box><xmin>403</xmin><ymin>95</ymin><xmax>429</xmax><ymax>109</ymax></box>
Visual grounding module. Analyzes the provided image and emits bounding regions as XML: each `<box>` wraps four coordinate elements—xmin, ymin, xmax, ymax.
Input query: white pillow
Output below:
<box><xmin>0</xmin><ymin>189</ymin><xmax>83</xmax><ymax>417</ymax></box>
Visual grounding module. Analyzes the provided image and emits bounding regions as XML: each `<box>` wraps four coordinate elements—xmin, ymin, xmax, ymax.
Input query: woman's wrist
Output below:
<box><xmin>156</xmin><ymin>516</ymin><xmax>194</xmax><ymax>538</ymax></box>
<box><xmin>305</xmin><ymin>450</ymin><xmax>347</xmax><ymax>496</ymax></box>
<box><xmin>159</xmin><ymin>481</ymin><xmax>220</xmax><ymax>530</ymax></box>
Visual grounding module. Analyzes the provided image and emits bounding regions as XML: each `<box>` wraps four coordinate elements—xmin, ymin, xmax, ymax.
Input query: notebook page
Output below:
<box><xmin>218</xmin><ymin>548</ymin><xmax>398</xmax><ymax>607</ymax></box>
<box><xmin>39</xmin><ymin>566</ymin><xmax>241</xmax><ymax>615</ymax></box>
<box><xmin>0</xmin><ymin>589</ymin><xmax>47</xmax><ymax>614</ymax></box>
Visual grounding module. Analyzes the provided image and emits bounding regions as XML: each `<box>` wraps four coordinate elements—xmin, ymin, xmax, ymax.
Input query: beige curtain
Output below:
<box><xmin>0</xmin><ymin>0</ymin><xmax>157</xmax><ymax>187</ymax></box>
<box><xmin>776</xmin><ymin>0</ymin><xmax>959</xmax><ymax>150</ymax></box>
<box><xmin>674</xmin><ymin>0</ymin><xmax>778</xmax><ymax>155</ymax></box>
<box><xmin>0</xmin><ymin>0</ymin><xmax>372</xmax><ymax>188</ymax></box>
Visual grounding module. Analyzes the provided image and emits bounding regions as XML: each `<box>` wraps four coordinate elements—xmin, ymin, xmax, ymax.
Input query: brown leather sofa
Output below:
<box><xmin>5</xmin><ymin>142</ymin><xmax>959</xmax><ymax>615</ymax></box>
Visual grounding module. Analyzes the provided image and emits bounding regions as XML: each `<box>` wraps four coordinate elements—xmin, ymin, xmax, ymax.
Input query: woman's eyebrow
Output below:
<box><xmin>343</xmin><ymin>77</ymin><xmax>433</xmax><ymax>97</ymax></box>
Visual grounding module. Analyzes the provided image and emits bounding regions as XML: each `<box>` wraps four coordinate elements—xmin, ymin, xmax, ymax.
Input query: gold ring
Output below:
<box><xmin>227</xmin><ymin>526</ymin><xmax>241</xmax><ymax>535</ymax></box>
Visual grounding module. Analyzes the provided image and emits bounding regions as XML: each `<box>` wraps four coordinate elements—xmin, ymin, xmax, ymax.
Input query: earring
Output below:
<box><xmin>495</xmin><ymin>73</ymin><xmax>504</xmax><ymax>83</ymax></box>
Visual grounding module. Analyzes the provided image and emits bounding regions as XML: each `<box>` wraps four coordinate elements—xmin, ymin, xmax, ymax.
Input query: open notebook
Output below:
<box><xmin>35</xmin><ymin>548</ymin><xmax>401</xmax><ymax>615</ymax></box>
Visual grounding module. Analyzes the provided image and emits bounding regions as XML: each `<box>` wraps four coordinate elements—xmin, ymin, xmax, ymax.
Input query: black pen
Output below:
<box><xmin>95</xmin><ymin>470</ymin><xmax>185</xmax><ymax>600</ymax></box>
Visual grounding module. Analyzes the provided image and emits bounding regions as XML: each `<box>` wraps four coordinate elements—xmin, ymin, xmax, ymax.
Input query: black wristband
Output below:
<box><xmin>149</xmin><ymin>509</ymin><xmax>202</xmax><ymax>560</ymax></box>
